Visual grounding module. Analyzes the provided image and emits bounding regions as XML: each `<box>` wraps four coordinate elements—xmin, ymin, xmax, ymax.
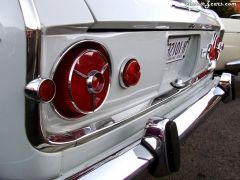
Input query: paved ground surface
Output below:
<box><xmin>148</xmin><ymin>77</ymin><xmax>240</xmax><ymax>180</ymax></box>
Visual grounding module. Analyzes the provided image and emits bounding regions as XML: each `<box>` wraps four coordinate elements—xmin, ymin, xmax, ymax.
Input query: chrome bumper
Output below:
<box><xmin>71</xmin><ymin>73</ymin><xmax>232</xmax><ymax>180</ymax></box>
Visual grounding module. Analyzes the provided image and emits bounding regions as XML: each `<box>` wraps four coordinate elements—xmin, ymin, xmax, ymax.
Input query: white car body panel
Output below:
<box><xmin>216</xmin><ymin>18</ymin><xmax>240</xmax><ymax>70</ymax></box>
<box><xmin>33</xmin><ymin>0</ymin><xmax>94</xmax><ymax>28</ymax></box>
<box><xmin>0</xmin><ymin>0</ymin><xmax>61</xmax><ymax>179</ymax></box>
<box><xmin>85</xmin><ymin>0</ymin><xmax>219</xmax><ymax>28</ymax></box>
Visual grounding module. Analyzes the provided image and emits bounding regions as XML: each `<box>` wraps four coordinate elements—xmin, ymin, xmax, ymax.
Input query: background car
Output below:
<box><xmin>216</xmin><ymin>17</ymin><xmax>240</xmax><ymax>74</ymax></box>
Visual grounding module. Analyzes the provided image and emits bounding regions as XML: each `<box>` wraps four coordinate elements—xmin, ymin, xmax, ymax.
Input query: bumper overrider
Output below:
<box><xmin>67</xmin><ymin>73</ymin><xmax>233</xmax><ymax>180</ymax></box>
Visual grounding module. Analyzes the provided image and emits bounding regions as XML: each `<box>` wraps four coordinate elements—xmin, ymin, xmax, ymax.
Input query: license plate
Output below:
<box><xmin>167</xmin><ymin>37</ymin><xmax>190</xmax><ymax>63</ymax></box>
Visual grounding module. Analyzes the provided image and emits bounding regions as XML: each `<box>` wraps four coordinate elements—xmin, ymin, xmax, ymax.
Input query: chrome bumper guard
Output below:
<box><xmin>75</xmin><ymin>73</ymin><xmax>232</xmax><ymax>180</ymax></box>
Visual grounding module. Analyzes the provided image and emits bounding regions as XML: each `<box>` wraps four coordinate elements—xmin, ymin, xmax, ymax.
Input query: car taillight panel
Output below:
<box><xmin>52</xmin><ymin>41</ymin><xmax>111</xmax><ymax>119</ymax></box>
<box><xmin>207</xmin><ymin>35</ymin><xmax>224</xmax><ymax>61</ymax></box>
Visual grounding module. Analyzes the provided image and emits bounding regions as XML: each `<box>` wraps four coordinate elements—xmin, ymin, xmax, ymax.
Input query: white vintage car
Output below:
<box><xmin>216</xmin><ymin>17</ymin><xmax>240</xmax><ymax>74</ymax></box>
<box><xmin>0</xmin><ymin>0</ymin><xmax>233</xmax><ymax>179</ymax></box>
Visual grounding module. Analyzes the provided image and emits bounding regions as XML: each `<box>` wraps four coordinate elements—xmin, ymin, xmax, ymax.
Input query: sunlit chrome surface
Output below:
<box><xmin>25</xmin><ymin>78</ymin><xmax>56</xmax><ymax>102</ymax></box>
<box><xmin>88</xmin><ymin>22</ymin><xmax>220</xmax><ymax>32</ymax></box>
<box><xmin>174</xmin><ymin>86</ymin><xmax>224</xmax><ymax>137</ymax></box>
<box><xmin>76</xmin><ymin>142</ymin><xmax>154</xmax><ymax>180</ymax></box>
<box><xmin>171</xmin><ymin>79</ymin><xmax>186</xmax><ymax>89</ymax></box>
<box><xmin>18</xmin><ymin>0</ymin><xmax>44</xmax><ymax>149</ymax></box>
<box><xmin>171</xmin><ymin>4</ymin><xmax>200</xmax><ymax>13</ymax></box>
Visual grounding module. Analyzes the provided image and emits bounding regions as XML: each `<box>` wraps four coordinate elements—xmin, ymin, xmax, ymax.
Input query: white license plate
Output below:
<box><xmin>167</xmin><ymin>37</ymin><xmax>190</xmax><ymax>63</ymax></box>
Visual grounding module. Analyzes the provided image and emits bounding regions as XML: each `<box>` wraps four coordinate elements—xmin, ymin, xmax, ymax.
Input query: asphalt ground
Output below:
<box><xmin>147</xmin><ymin>76</ymin><xmax>240</xmax><ymax>180</ymax></box>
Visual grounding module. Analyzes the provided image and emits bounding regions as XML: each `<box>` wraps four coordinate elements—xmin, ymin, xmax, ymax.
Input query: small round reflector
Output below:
<box><xmin>25</xmin><ymin>78</ymin><xmax>56</xmax><ymax>103</ymax></box>
<box><xmin>120</xmin><ymin>59</ymin><xmax>141</xmax><ymax>88</ymax></box>
<box><xmin>39</xmin><ymin>79</ymin><xmax>56</xmax><ymax>102</ymax></box>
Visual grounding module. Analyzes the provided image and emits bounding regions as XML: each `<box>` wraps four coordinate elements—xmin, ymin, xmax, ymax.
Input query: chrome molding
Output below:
<box><xmin>18</xmin><ymin>0</ymin><xmax>45</xmax><ymax>147</ymax></box>
<box><xmin>18</xmin><ymin>0</ymin><xmax>41</xmax><ymax>82</ymax></box>
<box><xmin>172</xmin><ymin>4</ymin><xmax>200</xmax><ymax>13</ymax></box>
<box><xmin>88</xmin><ymin>22</ymin><xmax>220</xmax><ymax>32</ymax></box>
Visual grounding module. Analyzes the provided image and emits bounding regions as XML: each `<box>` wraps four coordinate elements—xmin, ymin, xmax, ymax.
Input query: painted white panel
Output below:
<box><xmin>0</xmin><ymin>0</ymin><xmax>61</xmax><ymax>179</ymax></box>
<box><xmin>86</xmin><ymin>0</ymin><xmax>220</xmax><ymax>27</ymax></box>
<box><xmin>33</xmin><ymin>0</ymin><xmax>94</xmax><ymax>27</ymax></box>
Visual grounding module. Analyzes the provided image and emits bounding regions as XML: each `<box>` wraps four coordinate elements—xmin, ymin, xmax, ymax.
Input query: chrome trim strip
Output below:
<box><xmin>18</xmin><ymin>0</ymin><xmax>45</xmax><ymax>147</ymax></box>
<box><xmin>19</xmin><ymin>0</ymin><xmax>41</xmax><ymax>92</ymax></box>
<box><xmin>172</xmin><ymin>4</ymin><xmax>200</xmax><ymax>12</ymax></box>
<box><xmin>88</xmin><ymin>22</ymin><xmax>220</xmax><ymax>32</ymax></box>
<box><xmin>18</xmin><ymin>0</ymin><xmax>40</xmax><ymax>31</ymax></box>
<box><xmin>18</xmin><ymin>0</ymin><xmax>41</xmax><ymax>82</ymax></box>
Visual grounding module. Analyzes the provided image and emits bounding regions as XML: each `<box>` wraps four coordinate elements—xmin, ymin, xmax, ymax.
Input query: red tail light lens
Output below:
<box><xmin>52</xmin><ymin>41</ymin><xmax>111</xmax><ymax>119</ymax></box>
<box><xmin>197</xmin><ymin>70</ymin><xmax>210</xmax><ymax>80</ymax></box>
<box><xmin>120</xmin><ymin>59</ymin><xmax>141</xmax><ymax>88</ymax></box>
<box><xmin>25</xmin><ymin>78</ymin><xmax>56</xmax><ymax>103</ymax></box>
<box><xmin>39</xmin><ymin>79</ymin><xmax>56</xmax><ymax>102</ymax></box>
<box><xmin>207</xmin><ymin>36</ymin><xmax>223</xmax><ymax>61</ymax></box>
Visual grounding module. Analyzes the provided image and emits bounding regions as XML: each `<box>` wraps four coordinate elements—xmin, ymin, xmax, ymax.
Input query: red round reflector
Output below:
<box><xmin>52</xmin><ymin>42</ymin><xmax>111</xmax><ymax>119</ymax></box>
<box><xmin>38</xmin><ymin>79</ymin><xmax>56</xmax><ymax>102</ymax></box>
<box><xmin>121</xmin><ymin>59</ymin><xmax>141</xmax><ymax>88</ymax></box>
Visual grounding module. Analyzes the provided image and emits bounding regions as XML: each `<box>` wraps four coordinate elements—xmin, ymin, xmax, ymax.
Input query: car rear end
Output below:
<box><xmin>0</xmin><ymin>0</ymin><xmax>232</xmax><ymax>179</ymax></box>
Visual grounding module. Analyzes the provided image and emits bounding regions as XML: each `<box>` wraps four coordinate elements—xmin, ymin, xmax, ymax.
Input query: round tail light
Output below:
<box><xmin>120</xmin><ymin>59</ymin><xmax>141</xmax><ymax>88</ymax></box>
<box><xmin>52</xmin><ymin>41</ymin><xmax>111</xmax><ymax>119</ymax></box>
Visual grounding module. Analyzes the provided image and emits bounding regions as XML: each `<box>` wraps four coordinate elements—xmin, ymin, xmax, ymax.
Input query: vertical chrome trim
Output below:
<box><xmin>18</xmin><ymin>0</ymin><xmax>41</xmax><ymax>82</ymax></box>
<box><xmin>18</xmin><ymin>0</ymin><xmax>43</xmax><ymax>146</ymax></box>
